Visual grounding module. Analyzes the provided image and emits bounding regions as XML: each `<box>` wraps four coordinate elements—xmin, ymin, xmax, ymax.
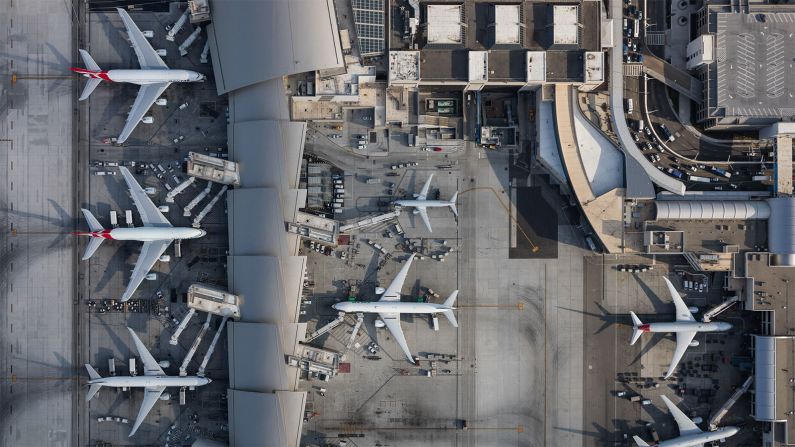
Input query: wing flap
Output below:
<box><xmin>418</xmin><ymin>174</ymin><xmax>434</xmax><ymax>200</ymax></box>
<box><xmin>121</xmin><ymin>240</ymin><xmax>171</xmax><ymax>302</ymax></box>
<box><xmin>379</xmin><ymin>254</ymin><xmax>415</xmax><ymax>301</ymax></box>
<box><xmin>417</xmin><ymin>208</ymin><xmax>432</xmax><ymax>233</ymax></box>
<box><xmin>380</xmin><ymin>313</ymin><xmax>414</xmax><ymax>363</ymax></box>
<box><xmin>116</xmin><ymin>8</ymin><xmax>168</xmax><ymax>69</ymax></box>
<box><xmin>119</xmin><ymin>166</ymin><xmax>172</xmax><ymax>227</ymax></box>
<box><xmin>660</xmin><ymin>395</ymin><xmax>702</xmax><ymax>437</ymax></box>
<box><xmin>665</xmin><ymin>331</ymin><xmax>696</xmax><ymax>379</ymax></box>
<box><xmin>117</xmin><ymin>83</ymin><xmax>170</xmax><ymax>144</ymax></box>
<box><xmin>664</xmin><ymin>277</ymin><xmax>695</xmax><ymax>322</ymax></box>
<box><xmin>127</xmin><ymin>327</ymin><xmax>166</xmax><ymax>376</ymax></box>
<box><xmin>128</xmin><ymin>386</ymin><xmax>166</xmax><ymax>437</ymax></box>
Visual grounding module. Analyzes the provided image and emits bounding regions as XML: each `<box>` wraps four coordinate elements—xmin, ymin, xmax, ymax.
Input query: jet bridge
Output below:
<box><xmin>187</xmin><ymin>152</ymin><xmax>240</xmax><ymax>185</ymax></box>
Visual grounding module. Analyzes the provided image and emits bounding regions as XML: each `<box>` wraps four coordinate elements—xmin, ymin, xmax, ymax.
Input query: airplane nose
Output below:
<box><xmin>198</xmin><ymin>229</ymin><xmax>207</xmax><ymax>237</ymax></box>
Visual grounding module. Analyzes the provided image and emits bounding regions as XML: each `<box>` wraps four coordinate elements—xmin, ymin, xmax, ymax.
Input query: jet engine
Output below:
<box><xmin>689</xmin><ymin>340</ymin><xmax>700</xmax><ymax>347</ymax></box>
<box><xmin>688</xmin><ymin>306</ymin><xmax>698</xmax><ymax>314</ymax></box>
<box><xmin>375</xmin><ymin>287</ymin><xmax>386</xmax><ymax>295</ymax></box>
<box><xmin>413</xmin><ymin>209</ymin><xmax>420</xmax><ymax>215</ymax></box>
<box><xmin>375</xmin><ymin>319</ymin><xmax>385</xmax><ymax>328</ymax></box>
<box><xmin>159</xmin><ymin>393</ymin><xmax>171</xmax><ymax>401</ymax></box>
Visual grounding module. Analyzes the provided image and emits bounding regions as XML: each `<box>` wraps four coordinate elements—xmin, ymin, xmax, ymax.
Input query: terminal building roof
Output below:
<box><xmin>207</xmin><ymin>0</ymin><xmax>344</xmax><ymax>93</ymax></box>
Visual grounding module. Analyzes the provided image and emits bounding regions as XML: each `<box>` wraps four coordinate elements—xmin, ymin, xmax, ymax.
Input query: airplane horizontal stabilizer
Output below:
<box><xmin>443</xmin><ymin>290</ymin><xmax>458</xmax><ymax>308</ymax></box>
<box><xmin>85</xmin><ymin>363</ymin><xmax>101</xmax><ymax>380</ymax></box>
<box><xmin>79</xmin><ymin>78</ymin><xmax>102</xmax><ymax>101</ymax></box>
<box><xmin>86</xmin><ymin>384</ymin><xmax>102</xmax><ymax>401</ymax></box>
<box><xmin>82</xmin><ymin>237</ymin><xmax>104</xmax><ymax>261</ymax></box>
<box><xmin>81</xmin><ymin>208</ymin><xmax>104</xmax><ymax>232</ymax></box>
<box><xmin>441</xmin><ymin>310</ymin><xmax>458</xmax><ymax>328</ymax></box>
<box><xmin>449</xmin><ymin>192</ymin><xmax>458</xmax><ymax>217</ymax></box>
<box><xmin>78</xmin><ymin>49</ymin><xmax>101</xmax><ymax>72</ymax></box>
<box><xmin>629</xmin><ymin>311</ymin><xmax>643</xmax><ymax>346</ymax></box>
<box><xmin>632</xmin><ymin>435</ymin><xmax>650</xmax><ymax>447</ymax></box>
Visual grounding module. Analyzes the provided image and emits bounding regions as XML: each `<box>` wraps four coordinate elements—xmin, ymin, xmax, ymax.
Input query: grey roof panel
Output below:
<box><xmin>227</xmin><ymin>390</ymin><xmax>287</xmax><ymax>446</ymax></box>
<box><xmin>229</xmin><ymin>79</ymin><xmax>291</xmax><ymax>122</ymax></box>
<box><xmin>208</xmin><ymin>0</ymin><xmax>344</xmax><ymax>93</ymax></box>
<box><xmin>227</xmin><ymin>188</ymin><xmax>287</xmax><ymax>257</ymax></box>
<box><xmin>227</xmin><ymin>256</ymin><xmax>288</xmax><ymax>325</ymax></box>
<box><xmin>228</xmin><ymin>322</ymin><xmax>289</xmax><ymax>392</ymax></box>
<box><xmin>230</xmin><ymin>120</ymin><xmax>306</xmax><ymax>191</ymax></box>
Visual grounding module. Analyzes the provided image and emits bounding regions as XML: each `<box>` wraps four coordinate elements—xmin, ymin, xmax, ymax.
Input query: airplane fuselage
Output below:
<box><xmin>639</xmin><ymin>321</ymin><xmax>732</xmax><ymax>334</ymax></box>
<box><xmin>333</xmin><ymin>301</ymin><xmax>452</xmax><ymax>315</ymax></box>
<box><xmin>76</xmin><ymin>226</ymin><xmax>205</xmax><ymax>241</ymax></box>
<box><xmin>656</xmin><ymin>426</ymin><xmax>739</xmax><ymax>447</ymax></box>
<box><xmin>71</xmin><ymin>68</ymin><xmax>205</xmax><ymax>85</ymax></box>
<box><xmin>394</xmin><ymin>199</ymin><xmax>451</xmax><ymax>208</ymax></box>
<box><xmin>89</xmin><ymin>375</ymin><xmax>210</xmax><ymax>388</ymax></box>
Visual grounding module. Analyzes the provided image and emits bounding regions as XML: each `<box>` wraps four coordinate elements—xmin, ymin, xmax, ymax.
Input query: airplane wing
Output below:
<box><xmin>417</xmin><ymin>174</ymin><xmax>434</xmax><ymax>200</ymax></box>
<box><xmin>380</xmin><ymin>254</ymin><xmax>415</xmax><ymax>301</ymax></box>
<box><xmin>120</xmin><ymin>240</ymin><xmax>171</xmax><ymax>302</ymax></box>
<box><xmin>417</xmin><ymin>207</ymin><xmax>432</xmax><ymax>233</ymax></box>
<box><xmin>117</xmin><ymin>82</ymin><xmax>170</xmax><ymax>144</ymax></box>
<box><xmin>128</xmin><ymin>385</ymin><xmax>166</xmax><ymax>437</ymax></box>
<box><xmin>116</xmin><ymin>8</ymin><xmax>169</xmax><ymax>69</ymax></box>
<box><xmin>665</xmin><ymin>330</ymin><xmax>696</xmax><ymax>378</ymax></box>
<box><xmin>380</xmin><ymin>313</ymin><xmax>414</xmax><ymax>362</ymax></box>
<box><xmin>663</xmin><ymin>277</ymin><xmax>695</xmax><ymax>322</ymax></box>
<box><xmin>127</xmin><ymin>327</ymin><xmax>166</xmax><ymax>376</ymax></box>
<box><xmin>660</xmin><ymin>395</ymin><xmax>702</xmax><ymax>437</ymax></box>
<box><xmin>119</xmin><ymin>166</ymin><xmax>172</xmax><ymax>227</ymax></box>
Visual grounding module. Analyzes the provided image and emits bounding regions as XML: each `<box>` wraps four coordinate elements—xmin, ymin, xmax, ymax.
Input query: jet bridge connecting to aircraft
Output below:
<box><xmin>170</xmin><ymin>284</ymin><xmax>240</xmax><ymax>377</ymax></box>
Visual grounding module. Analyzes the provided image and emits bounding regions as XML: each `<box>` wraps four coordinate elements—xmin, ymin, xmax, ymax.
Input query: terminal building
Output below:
<box><xmin>206</xmin><ymin>0</ymin><xmax>344</xmax><ymax>445</ymax></box>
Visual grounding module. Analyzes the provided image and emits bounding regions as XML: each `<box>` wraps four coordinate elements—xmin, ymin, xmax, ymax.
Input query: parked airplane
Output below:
<box><xmin>70</xmin><ymin>8</ymin><xmax>205</xmax><ymax>143</ymax></box>
<box><xmin>75</xmin><ymin>167</ymin><xmax>205</xmax><ymax>301</ymax></box>
<box><xmin>393</xmin><ymin>174</ymin><xmax>458</xmax><ymax>232</ymax></box>
<box><xmin>633</xmin><ymin>395</ymin><xmax>739</xmax><ymax>447</ymax></box>
<box><xmin>629</xmin><ymin>277</ymin><xmax>732</xmax><ymax>378</ymax></box>
<box><xmin>85</xmin><ymin>327</ymin><xmax>211</xmax><ymax>437</ymax></box>
<box><xmin>332</xmin><ymin>254</ymin><xmax>458</xmax><ymax>363</ymax></box>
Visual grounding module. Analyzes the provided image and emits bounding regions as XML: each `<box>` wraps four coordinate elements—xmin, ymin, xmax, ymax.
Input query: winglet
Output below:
<box><xmin>629</xmin><ymin>311</ymin><xmax>644</xmax><ymax>345</ymax></box>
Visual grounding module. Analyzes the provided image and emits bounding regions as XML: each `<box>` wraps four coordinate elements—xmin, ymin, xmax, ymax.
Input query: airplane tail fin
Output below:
<box><xmin>84</xmin><ymin>364</ymin><xmax>102</xmax><ymax>401</ymax></box>
<box><xmin>632</xmin><ymin>435</ymin><xmax>651</xmax><ymax>447</ymax></box>
<box><xmin>441</xmin><ymin>290</ymin><xmax>458</xmax><ymax>327</ymax></box>
<box><xmin>79</xmin><ymin>209</ymin><xmax>105</xmax><ymax>260</ymax></box>
<box><xmin>629</xmin><ymin>311</ymin><xmax>644</xmax><ymax>345</ymax></box>
<box><xmin>76</xmin><ymin>49</ymin><xmax>103</xmax><ymax>101</ymax></box>
<box><xmin>449</xmin><ymin>192</ymin><xmax>459</xmax><ymax>217</ymax></box>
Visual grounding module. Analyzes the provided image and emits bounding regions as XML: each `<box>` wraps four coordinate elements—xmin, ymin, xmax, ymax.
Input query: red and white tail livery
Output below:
<box><xmin>70</xmin><ymin>8</ymin><xmax>205</xmax><ymax>143</ymax></box>
<box><xmin>75</xmin><ymin>167</ymin><xmax>205</xmax><ymax>302</ymax></box>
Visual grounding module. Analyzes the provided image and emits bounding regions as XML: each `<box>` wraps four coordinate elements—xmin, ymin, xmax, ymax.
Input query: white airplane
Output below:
<box><xmin>393</xmin><ymin>174</ymin><xmax>458</xmax><ymax>232</ymax></box>
<box><xmin>629</xmin><ymin>277</ymin><xmax>732</xmax><ymax>379</ymax></box>
<box><xmin>332</xmin><ymin>254</ymin><xmax>458</xmax><ymax>363</ymax></box>
<box><xmin>70</xmin><ymin>8</ymin><xmax>205</xmax><ymax>143</ymax></box>
<box><xmin>633</xmin><ymin>395</ymin><xmax>739</xmax><ymax>447</ymax></box>
<box><xmin>85</xmin><ymin>327</ymin><xmax>212</xmax><ymax>437</ymax></box>
<box><xmin>75</xmin><ymin>166</ymin><xmax>205</xmax><ymax>301</ymax></box>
